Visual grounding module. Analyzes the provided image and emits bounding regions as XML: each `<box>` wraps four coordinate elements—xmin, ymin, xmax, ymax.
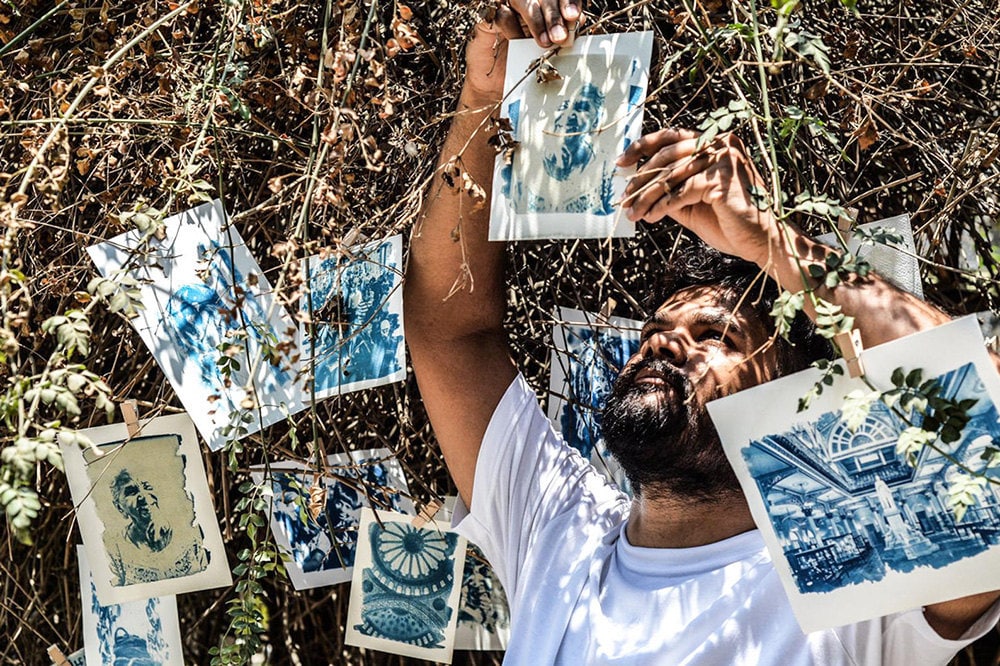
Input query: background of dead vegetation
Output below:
<box><xmin>1</xmin><ymin>0</ymin><xmax>998</xmax><ymax>663</ymax></box>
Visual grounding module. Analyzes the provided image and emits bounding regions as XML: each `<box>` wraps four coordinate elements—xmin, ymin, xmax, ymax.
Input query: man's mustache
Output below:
<box><xmin>615</xmin><ymin>357</ymin><xmax>690</xmax><ymax>401</ymax></box>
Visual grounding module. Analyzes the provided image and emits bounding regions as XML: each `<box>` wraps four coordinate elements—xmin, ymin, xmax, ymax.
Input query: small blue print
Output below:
<box><xmin>303</xmin><ymin>239</ymin><xmax>403</xmax><ymax>392</ymax></box>
<box><xmin>743</xmin><ymin>362</ymin><xmax>1000</xmax><ymax>594</ymax></box>
<box><xmin>355</xmin><ymin>521</ymin><xmax>459</xmax><ymax>648</ymax></box>
<box><xmin>272</xmin><ymin>458</ymin><xmax>404</xmax><ymax>573</ymax></box>
<box><xmin>559</xmin><ymin>324</ymin><xmax>639</xmax><ymax>460</ymax></box>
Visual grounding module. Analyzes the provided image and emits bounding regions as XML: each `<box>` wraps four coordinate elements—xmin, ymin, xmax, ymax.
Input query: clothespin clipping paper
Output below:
<box><xmin>837</xmin><ymin>207</ymin><xmax>858</xmax><ymax>235</ymax></box>
<box><xmin>412</xmin><ymin>499</ymin><xmax>443</xmax><ymax>528</ymax></box>
<box><xmin>120</xmin><ymin>399</ymin><xmax>140</xmax><ymax>439</ymax></box>
<box><xmin>598</xmin><ymin>297</ymin><xmax>617</xmax><ymax>326</ymax></box>
<box><xmin>833</xmin><ymin>328</ymin><xmax>865</xmax><ymax>379</ymax></box>
<box><xmin>47</xmin><ymin>645</ymin><xmax>70</xmax><ymax>666</ymax></box>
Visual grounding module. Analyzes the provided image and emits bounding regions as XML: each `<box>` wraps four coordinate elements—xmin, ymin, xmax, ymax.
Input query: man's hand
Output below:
<box><xmin>617</xmin><ymin>129</ymin><xmax>782</xmax><ymax>271</ymax></box>
<box><xmin>464</xmin><ymin>1</ymin><xmax>582</xmax><ymax>101</ymax></box>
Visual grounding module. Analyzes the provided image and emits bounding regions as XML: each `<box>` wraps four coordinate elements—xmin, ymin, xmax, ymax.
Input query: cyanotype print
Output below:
<box><xmin>548</xmin><ymin>307</ymin><xmax>640</xmax><ymax>492</ymax></box>
<box><xmin>87</xmin><ymin>199</ymin><xmax>299</xmax><ymax>450</ymax></box>
<box><xmin>490</xmin><ymin>32</ymin><xmax>653</xmax><ymax>240</ymax></box>
<box><xmin>63</xmin><ymin>414</ymin><xmax>231</xmax><ymax>604</ymax></box>
<box><xmin>817</xmin><ymin>214</ymin><xmax>923</xmax><ymax>298</ymax></box>
<box><xmin>252</xmin><ymin>449</ymin><xmax>414</xmax><ymax>590</ymax></box>
<box><xmin>78</xmin><ymin>546</ymin><xmax>184</xmax><ymax>666</ymax></box>
<box><xmin>300</xmin><ymin>235</ymin><xmax>405</xmax><ymax>398</ymax></box>
<box><xmin>455</xmin><ymin>543</ymin><xmax>511</xmax><ymax>651</ymax></box>
<box><xmin>709</xmin><ymin>317</ymin><xmax>1000</xmax><ymax>631</ymax></box>
<box><xmin>743</xmin><ymin>362</ymin><xmax>1000</xmax><ymax>594</ymax></box>
<box><xmin>346</xmin><ymin>509</ymin><xmax>467</xmax><ymax>662</ymax></box>
<box><xmin>84</xmin><ymin>434</ymin><xmax>208</xmax><ymax>586</ymax></box>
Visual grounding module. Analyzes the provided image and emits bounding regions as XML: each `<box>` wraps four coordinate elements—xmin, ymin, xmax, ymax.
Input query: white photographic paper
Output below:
<box><xmin>548</xmin><ymin>307</ymin><xmax>641</xmax><ymax>493</ymax></box>
<box><xmin>346</xmin><ymin>508</ymin><xmax>467</xmax><ymax>663</ymax></box>
<box><xmin>78</xmin><ymin>546</ymin><xmax>184</xmax><ymax>666</ymax></box>
<box><xmin>62</xmin><ymin>413</ymin><xmax>231</xmax><ymax>604</ymax></box>
<box><xmin>708</xmin><ymin>317</ymin><xmax>1000</xmax><ymax>632</ymax></box>
<box><xmin>299</xmin><ymin>236</ymin><xmax>405</xmax><ymax>398</ymax></box>
<box><xmin>490</xmin><ymin>31</ymin><xmax>653</xmax><ymax>240</ymax></box>
<box><xmin>437</xmin><ymin>499</ymin><xmax>511</xmax><ymax>652</ymax></box>
<box><xmin>816</xmin><ymin>214</ymin><xmax>923</xmax><ymax>298</ymax></box>
<box><xmin>250</xmin><ymin>448</ymin><xmax>414</xmax><ymax>590</ymax></box>
<box><xmin>87</xmin><ymin>199</ymin><xmax>300</xmax><ymax>450</ymax></box>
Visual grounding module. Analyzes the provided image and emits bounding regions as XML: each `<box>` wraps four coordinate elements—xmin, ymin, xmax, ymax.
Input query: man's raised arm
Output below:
<box><xmin>405</xmin><ymin>7</ymin><xmax>578</xmax><ymax>508</ymax></box>
<box><xmin>618</xmin><ymin>127</ymin><xmax>1000</xmax><ymax>639</ymax></box>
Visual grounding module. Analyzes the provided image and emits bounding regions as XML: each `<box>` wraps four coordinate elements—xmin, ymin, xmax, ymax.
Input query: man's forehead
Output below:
<box><xmin>648</xmin><ymin>285</ymin><xmax>764</xmax><ymax>332</ymax></box>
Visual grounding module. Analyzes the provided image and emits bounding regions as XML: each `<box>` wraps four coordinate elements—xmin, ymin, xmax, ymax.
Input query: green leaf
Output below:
<box><xmin>770</xmin><ymin>290</ymin><xmax>805</xmax><ymax>338</ymax></box>
<box><xmin>895</xmin><ymin>427</ymin><xmax>935</xmax><ymax>462</ymax></box>
<box><xmin>841</xmin><ymin>389</ymin><xmax>879</xmax><ymax>432</ymax></box>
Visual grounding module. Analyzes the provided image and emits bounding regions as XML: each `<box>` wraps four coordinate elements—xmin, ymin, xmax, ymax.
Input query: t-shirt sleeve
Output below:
<box><xmin>452</xmin><ymin>372</ymin><xmax>627</xmax><ymax>605</ymax></box>
<box><xmin>880</xmin><ymin>601</ymin><xmax>1000</xmax><ymax>664</ymax></box>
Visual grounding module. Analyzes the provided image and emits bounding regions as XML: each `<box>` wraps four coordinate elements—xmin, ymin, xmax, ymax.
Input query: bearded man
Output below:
<box><xmin>404</xmin><ymin>3</ymin><xmax>1000</xmax><ymax>663</ymax></box>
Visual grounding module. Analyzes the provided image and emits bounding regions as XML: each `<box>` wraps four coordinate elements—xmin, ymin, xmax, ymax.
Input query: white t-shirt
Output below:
<box><xmin>453</xmin><ymin>373</ymin><xmax>1000</xmax><ymax>665</ymax></box>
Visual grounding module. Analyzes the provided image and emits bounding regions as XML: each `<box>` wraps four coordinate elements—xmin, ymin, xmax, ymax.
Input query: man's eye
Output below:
<box><xmin>700</xmin><ymin>330</ymin><xmax>734</xmax><ymax>347</ymax></box>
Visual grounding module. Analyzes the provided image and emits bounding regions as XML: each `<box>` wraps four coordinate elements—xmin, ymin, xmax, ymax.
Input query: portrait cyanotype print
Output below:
<box><xmin>300</xmin><ymin>235</ymin><xmax>405</xmax><ymax>398</ymax></box>
<box><xmin>63</xmin><ymin>414</ymin><xmax>231</xmax><ymax>604</ymax></box>
<box><xmin>87</xmin><ymin>199</ymin><xmax>300</xmax><ymax>451</ymax></box>
<box><xmin>547</xmin><ymin>307</ymin><xmax>641</xmax><ymax>493</ymax></box>
<box><xmin>78</xmin><ymin>546</ymin><xmax>184</xmax><ymax>666</ymax></box>
<box><xmin>346</xmin><ymin>509</ymin><xmax>467</xmax><ymax>663</ymax></box>
<box><xmin>709</xmin><ymin>317</ymin><xmax>1000</xmax><ymax>632</ymax></box>
<box><xmin>84</xmin><ymin>434</ymin><xmax>208</xmax><ymax>587</ymax></box>
<box><xmin>490</xmin><ymin>31</ymin><xmax>653</xmax><ymax>240</ymax></box>
<box><xmin>251</xmin><ymin>448</ymin><xmax>413</xmax><ymax>590</ymax></box>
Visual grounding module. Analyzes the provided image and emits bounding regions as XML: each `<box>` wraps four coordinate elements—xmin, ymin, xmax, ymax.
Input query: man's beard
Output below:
<box><xmin>602</xmin><ymin>358</ymin><xmax>742</xmax><ymax>501</ymax></box>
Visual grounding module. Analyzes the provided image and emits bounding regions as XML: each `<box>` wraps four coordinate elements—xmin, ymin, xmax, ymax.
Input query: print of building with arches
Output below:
<box><xmin>742</xmin><ymin>361</ymin><xmax>1000</xmax><ymax>595</ymax></box>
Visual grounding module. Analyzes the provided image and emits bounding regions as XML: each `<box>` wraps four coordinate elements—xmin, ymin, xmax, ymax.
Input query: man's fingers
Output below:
<box><xmin>623</xmin><ymin>153</ymin><xmax>712</xmax><ymax>221</ymax></box>
<box><xmin>494</xmin><ymin>5</ymin><xmax>526</xmax><ymax>40</ymax></box>
<box><xmin>617</xmin><ymin>128</ymin><xmax>700</xmax><ymax>167</ymax></box>
<box><xmin>560</xmin><ymin>0</ymin><xmax>581</xmax><ymax>23</ymax></box>
<box><xmin>510</xmin><ymin>0</ymin><xmax>552</xmax><ymax>47</ymax></box>
<box><xmin>540</xmin><ymin>0</ymin><xmax>567</xmax><ymax>44</ymax></box>
<box><xmin>623</xmin><ymin>138</ymin><xmax>702</xmax><ymax>198</ymax></box>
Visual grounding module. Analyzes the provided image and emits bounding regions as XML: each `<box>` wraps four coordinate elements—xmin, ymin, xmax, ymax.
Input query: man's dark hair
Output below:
<box><xmin>648</xmin><ymin>239</ymin><xmax>834</xmax><ymax>377</ymax></box>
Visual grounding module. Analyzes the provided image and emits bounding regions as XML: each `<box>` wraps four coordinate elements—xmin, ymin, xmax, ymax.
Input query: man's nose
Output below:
<box><xmin>642</xmin><ymin>330</ymin><xmax>688</xmax><ymax>366</ymax></box>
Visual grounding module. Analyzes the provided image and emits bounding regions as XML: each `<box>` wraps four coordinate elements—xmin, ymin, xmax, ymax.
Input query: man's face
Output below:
<box><xmin>118</xmin><ymin>475</ymin><xmax>158</xmax><ymax>526</ymax></box>
<box><xmin>602</xmin><ymin>285</ymin><xmax>778</xmax><ymax>500</ymax></box>
<box><xmin>554</xmin><ymin>90</ymin><xmax>600</xmax><ymax>136</ymax></box>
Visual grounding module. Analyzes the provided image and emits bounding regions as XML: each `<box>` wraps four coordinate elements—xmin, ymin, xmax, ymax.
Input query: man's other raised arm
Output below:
<box><xmin>405</xmin><ymin>7</ymin><xmax>578</xmax><ymax>508</ymax></box>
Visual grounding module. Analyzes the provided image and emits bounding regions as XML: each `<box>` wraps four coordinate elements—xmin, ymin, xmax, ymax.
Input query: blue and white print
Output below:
<box><xmin>489</xmin><ymin>31</ymin><xmax>652</xmax><ymax>240</ymax></box>
<box><xmin>742</xmin><ymin>362</ymin><xmax>1000</xmax><ymax>594</ymax></box>
<box><xmin>78</xmin><ymin>546</ymin><xmax>184</xmax><ymax>666</ymax></box>
<box><xmin>709</xmin><ymin>317</ymin><xmax>1000</xmax><ymax>632</ymax></box>
<box><xmin>548</xmin><ymin>307</ymin><xmax>641</xmax><ymax>493</ymax></box>
<box><xmin>251</xmin><ymin>448</ymin><xmax>414</xmax><ymax>590</ymax></box>
<box><xmin>346</xmin><ymin>509</ymin><xmax>467</xmax><ymax>662</ymax></box>
<box><xmin>455</xmin><ymin>543</ymin><xmax>511</xmax><ymax>650</ymax></box>
<box><xmin>300</xmin><ymin>235</ymin><xmax>405</xmax><ymax>398</ymax></box>
<box><xmin>87</xmin><ymin>199</ymin><xmax>300</xmax><ymax>451</ymax></box>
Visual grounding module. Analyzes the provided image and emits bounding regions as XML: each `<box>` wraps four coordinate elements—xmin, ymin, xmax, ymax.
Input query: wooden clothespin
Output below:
<box><xmin>834</xmin><ymin>328</ymin><xmax>865</xmax><ymax>379</ymax></box>
<box><xmin>120</xmin><ymin>400</ymin><xmax>140</xmax><ymax>439</ymax></box>
<box><xmin>837</xmin><ymin>207</ymin><xmax>858</xmax><ymax>235</ymax></box>
<box><xmin>47</xmin><ymin>645</ymin><xmax>70</xmax><ymax>666</ymax></box>
<box><xmin>341</xmin><ymin>229</ymin><xmax>369</xmax><ymax>249</ymax></box>
<box><xmin>412</xmin><ymin>499</ymin><xmax>443</xmax><ymax>529</ymax></box>
<box><xmin>598</xmin><ymin>297</ymin><xmax>617</xmax><ymax>326</ymax></box>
